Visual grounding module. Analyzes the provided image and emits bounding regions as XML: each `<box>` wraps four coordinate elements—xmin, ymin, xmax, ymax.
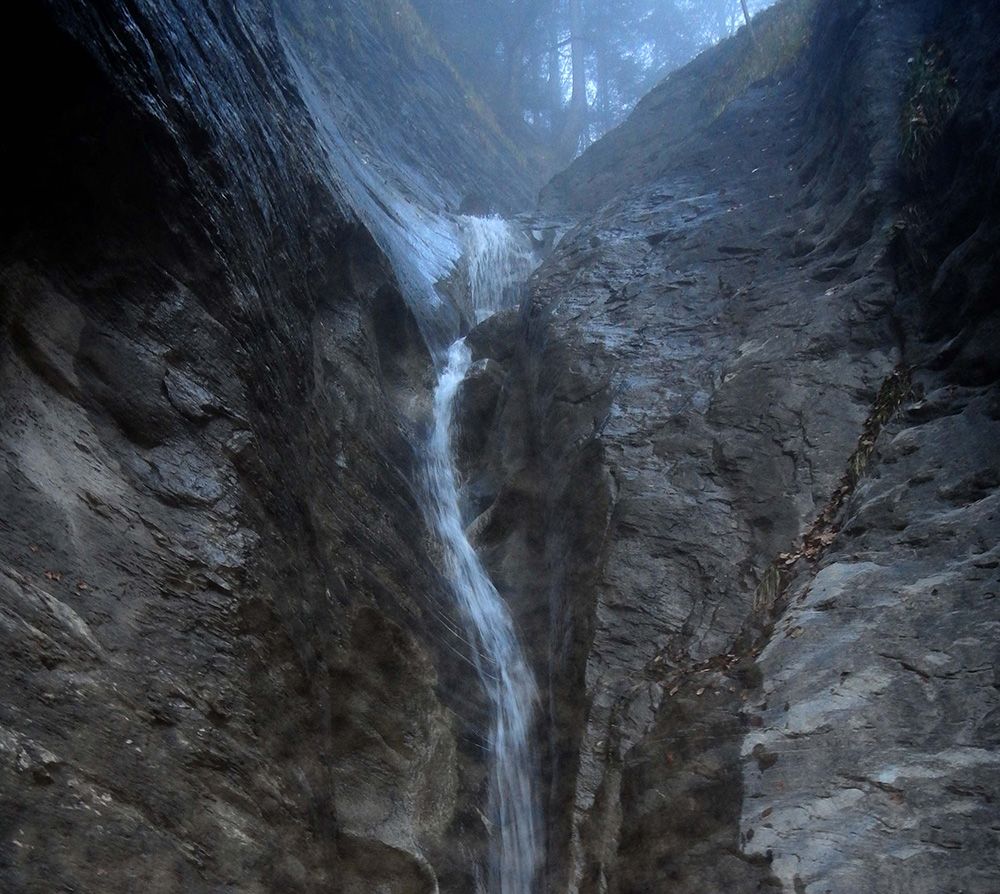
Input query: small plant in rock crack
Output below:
<box><xmin>901</xmin><ymin>43</ymin><xmax>959</xmax><ymax>175</ymax></box>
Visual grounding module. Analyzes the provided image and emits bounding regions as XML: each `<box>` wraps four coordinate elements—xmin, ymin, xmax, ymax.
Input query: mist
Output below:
<box><xmin>411</xmin><ymin>0</ymin><xmax>779</xmax><ymax>156</ymax></box>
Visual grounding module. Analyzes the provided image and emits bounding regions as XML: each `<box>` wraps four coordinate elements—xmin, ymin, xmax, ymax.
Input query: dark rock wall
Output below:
<box><xmin>461</xmin><ymin>0</ymin><xmax>1000</xmax><ymax>891</ymax></box>
<box><xmin>2</xmin><ymin>0</ymin><xmax>998</xmax><ymax>892</ymax></box>
<box><xmin>0</xmin><ymin>1</ymin><xmax>533</xmax><ymax>891</ymax></box>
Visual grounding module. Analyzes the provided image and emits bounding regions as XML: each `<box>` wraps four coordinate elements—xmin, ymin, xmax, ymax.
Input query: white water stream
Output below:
<box><xmin>425</xmin><ymin>218</ymin><xmax>540</xmax><ymax>892</ymax></box>
<box><xmin>293</xmin><ymin>43</ymin><xmax>543</xmax><ymax>883</ymax></box>
<box><xmin>461</xmin><ymin>216</ymin><xmax>537</xmax><ymax>323</ymax></box>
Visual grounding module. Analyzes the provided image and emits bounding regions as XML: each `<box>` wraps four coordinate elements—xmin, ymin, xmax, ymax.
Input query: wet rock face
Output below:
<box><xmin>3</xmin><ymin>0</ymin><xmax>998</xmax><ymax>892</ymax></box>
<box><xmin>460</xmin><ymin>0</ymin><xmax>1000</xmax><ymax>891</ymax></box>
<box><xmin>0</xmin><ymin>2</ymin><xmax>531</xmax><ymax>892</ymax></box>
<box><xmin>744</xmin><ymin>385</ymin><xmax>1000</xmax><ymax>892</ymax></box>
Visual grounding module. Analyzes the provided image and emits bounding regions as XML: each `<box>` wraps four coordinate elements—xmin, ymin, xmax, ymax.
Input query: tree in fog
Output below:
<box><xmin>410</xmin><ymin>0</ymin><xmax>776</xmax><ymax>159</ymax></box>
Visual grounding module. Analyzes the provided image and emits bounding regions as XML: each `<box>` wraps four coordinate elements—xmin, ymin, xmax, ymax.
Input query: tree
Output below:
<box><xmin>560</xmin><ymin>0</ymin><xmax>588</xmax><ymax>155</ymax></box>
<box><xmin>409</xmin><ymin>0</ymin><xmax>776</xmax><ymax>160</ymax></box>
<box><xmin>739</xmin><ymin>0</ymin><xmax>759</xmax><ymax>46</ymax></box>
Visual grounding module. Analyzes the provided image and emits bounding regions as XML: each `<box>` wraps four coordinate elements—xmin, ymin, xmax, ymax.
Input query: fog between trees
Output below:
<box><xmin>411</xmin><ymin>0</ymin><xmax>777</xmax><ymax>158</ymax></box>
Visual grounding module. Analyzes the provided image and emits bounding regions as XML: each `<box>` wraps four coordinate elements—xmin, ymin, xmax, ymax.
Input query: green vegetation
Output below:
<box><xmin>847</xmin><ymin>367</ymin><xmax>912</xmax><ymax>485</ymax></box>
<box><xmin>283</xmin><ymin>0</ymin><xmax>526</xmax><ymax>164</ymax></box>
<box><xmin>367</xmin><ymin>0</ymin><xmax>451</xmax><ymax>67</ymax></box>
<box><xmin>901</xmin><ymin>43</ymin><xmax>959</xmax><ymax>174</ymax></box>
<box><xmin>702</xmin><ymin>0</ymin><xmax>820</xmax><ymax>117</ymax></box>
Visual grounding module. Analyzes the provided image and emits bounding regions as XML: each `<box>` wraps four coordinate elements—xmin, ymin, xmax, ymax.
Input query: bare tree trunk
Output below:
<box><xmin>740</xmin><ymin>0</ymin><xmax>760</xmax><ymax>47</ymax></box>
<box><xmin>548</xmin><ymin>16</ymin><xmax>563</xmax><ymax>136</ymax></box>
<box><xmin>501</xmin><ymin>0</ymin><xmax>548</xmax><ymax>127</ymax></box>
<box><xmin>561</xmin><ymin>0</ymin><xmax>587</xmax><ymax>156</ymax></box>
<box><xmin>569</xmin><ymin>0</ymin><xmax>586</xmax><ymax>109</ymax></box>
<box><xmin>597</xmin><ymin>38</ymin><xmax>610</xmax><ymax>136</ymax></box>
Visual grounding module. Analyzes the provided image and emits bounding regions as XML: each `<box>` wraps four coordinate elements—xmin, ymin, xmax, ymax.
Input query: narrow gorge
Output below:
<box><xmin>1</xmin><ymin>1</ymin><xmax>998</xmax><ymax>893</ymax></box>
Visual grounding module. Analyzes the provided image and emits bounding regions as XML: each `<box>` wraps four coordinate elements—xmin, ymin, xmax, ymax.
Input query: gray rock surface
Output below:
<box><xmin>745</xmin><ymin>391</ymin><xmax>1000</xmax><ymax>890</ymax></box>
<box><xmin>460</xmin><ymin>0</ymin><xmax>1000</xmax><ymax>890</ymax></box>
<box><xmin>0</xmin><ymin>2</ymin><xmax>533</xmax><ymax>891</ymax></box>
<box><xmin>2</xmin><ymin>0</ymin><xmax>998</xmax><ymax>892</ymax></box>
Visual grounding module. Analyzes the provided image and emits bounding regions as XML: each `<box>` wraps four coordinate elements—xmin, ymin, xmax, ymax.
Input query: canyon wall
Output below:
<box><xmin>1</xmin><ymin>0</ymin><xmax>998</xmax><ymax>892</ymax></box>
<box><xmin>463</xmin><ymin>0</ymin><xmax>1000</xmax><ymax>890</ymax></box>
<box><xmin>0</xmin><ymin>2</ymin><xmax>533</xmax><ymax>890</ymax></box>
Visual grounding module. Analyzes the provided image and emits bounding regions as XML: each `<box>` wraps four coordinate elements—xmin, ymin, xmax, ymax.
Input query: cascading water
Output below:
<box><xmin>279</xmin><ymin>35</ymin><xmax>546</xmax><ymax>874</ymax></box>
<box><xmin>460</xmin><ymin>215</ymin><xmax>537</xmax><ymax>324</ymax></box>
<box><xmin>301</xmin><ymin>58</ymin><xmax>543</xmax><ymax>871</ymax></box>
<box><xmin>425</xmin><ymin>218</ymin><xmax>541</xmax><ymax>893</ymax></box>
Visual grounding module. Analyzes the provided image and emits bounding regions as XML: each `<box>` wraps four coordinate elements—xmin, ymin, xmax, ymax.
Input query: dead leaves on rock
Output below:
<box><xmin>749</xmin><ymin>365</ymin><xmax>912</xmax><ymax>626</ymax></box>
<box><xmin>643</xmin><ymin>369</ymin><xmax>914</xmax><ymax>748</ymax></box>
<box><xmin>41</xmin><ymin>569</ymin><xmax>90</xmax><ymax>592</ymax></box>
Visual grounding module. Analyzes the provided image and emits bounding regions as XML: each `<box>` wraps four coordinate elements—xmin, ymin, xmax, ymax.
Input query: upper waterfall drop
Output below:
<box><xmin>290</xmin><ymin>34</ymin><xmax>537</xmax><ymax>354</ymax></box>
<box><xmin>459</xmin><ymin>215</ymin><xmax>537</xmax><ymax>323</ymax></box>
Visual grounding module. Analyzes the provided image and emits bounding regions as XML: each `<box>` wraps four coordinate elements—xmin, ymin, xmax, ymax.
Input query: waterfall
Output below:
<box><xmin>298</xmin><ymin>82</ymin><xmax>544</xmax><ymax>876</ymax></box>
<box><xmin>460</xmin><ymin>215</ymin><xmax>537</xmax><ymax>324</ymax></box>
<box><xmin>425</xmin><ymin>219</ymin><xmax>541</xmax><ymax>892</ymax></box>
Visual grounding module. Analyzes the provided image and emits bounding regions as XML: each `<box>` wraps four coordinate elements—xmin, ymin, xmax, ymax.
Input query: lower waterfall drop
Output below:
<box><xmin>425</xmin><ymin>218</ymin><xmax>540</xmax><ymax>893</ymax></box>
